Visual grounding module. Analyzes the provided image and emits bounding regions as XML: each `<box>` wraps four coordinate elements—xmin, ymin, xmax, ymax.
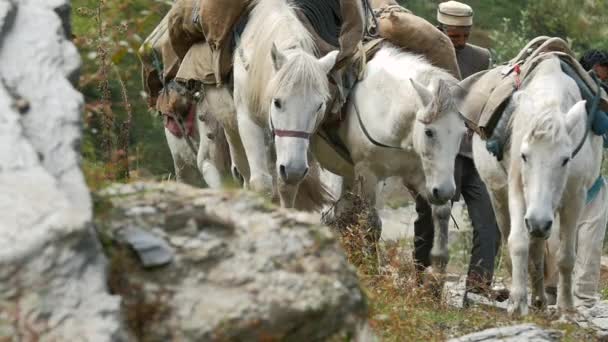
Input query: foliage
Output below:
<box><xmin>403</xmin><ymin>0</ymin><xmax>608</xmax><ymax>64</ymax></box>
<box><xmin>73</xmin><ymin>0</ymin><xmax>175</xmax><ymax>190</ymax></box>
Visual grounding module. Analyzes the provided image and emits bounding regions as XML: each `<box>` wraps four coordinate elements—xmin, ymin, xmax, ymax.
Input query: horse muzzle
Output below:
<box><xmin>525</xmin><ymin>215</ymin><xmax>553</xmax><ymax>240</ymax></box>
<box><xmin>274</xmin><ymin>135</ymin><xmax>310</xmax><ymax>186</ymax></box>
<box><xmin>427</xmin><ymin>183</ymin><xmax>456</xmax><ymax>205</ymax></box>
<box><xmin>278</xmin><ymin>163</ymin><xmax>309</xmax><ymax>185</ymax></box>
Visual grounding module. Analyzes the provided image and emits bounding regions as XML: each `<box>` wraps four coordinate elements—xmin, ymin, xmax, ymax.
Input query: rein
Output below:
<box><xmin>351</xmin><ymin>89</ymin><xmax>406</xmax><ymax>150</ymax></box>
<box><xmin>561</xmin><ymin>61</ymin><xmax>603</xmax><ymax>159</ymax></box>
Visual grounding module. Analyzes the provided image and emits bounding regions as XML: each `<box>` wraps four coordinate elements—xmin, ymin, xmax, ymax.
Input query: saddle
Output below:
<box><xmin>457</xmin><ymin>37</ymin><xmax>608</xmax><ymax>140</ymax></box>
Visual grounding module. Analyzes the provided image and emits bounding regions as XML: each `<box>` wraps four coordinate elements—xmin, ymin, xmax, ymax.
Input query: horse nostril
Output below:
<box><xmin>543</xmin><ymin>220</ymin><xmax>553</xmax><ymax>232</ymax></box>
<box><xmin>302</xmin><ymin>167</ymin><xmax>309</xmax><ymax>178</ymax></box>
<box><xmin>432</xmin><ymin>187</ymin><xmax>440</xmax><ymax>199</ymax></box>
<box><xmin>279</xmin><ymin>165</ymin><xmax>287</xmax><ymax>181</ymax></box>
<box><xmin>525</xmin><ymin>218</ymin><xmax>530</xmax><ymax>230</ymax></box>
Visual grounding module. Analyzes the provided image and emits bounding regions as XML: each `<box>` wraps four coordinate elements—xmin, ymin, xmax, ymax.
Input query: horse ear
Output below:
<box><xmin>318</xmin><ymin>50</ymin><xmax>339</xmax><ymax>74</ymax></box>
<box><xmin>271</xmin><ymin>43</ymin><xmax>287</xmax><ymax>71</ymax></box>
<box><xmin>410</xmin><ymin>78</ymin><xmax>433</xmax><ymax>108</ymax></box>
<box><xmin>565</xmin><ymin>100</ymin><xmax>587</xmax><ymax>135</ymax></box>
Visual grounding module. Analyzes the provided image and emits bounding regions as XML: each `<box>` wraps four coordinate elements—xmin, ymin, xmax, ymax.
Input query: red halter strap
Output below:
<box><xmin>273</xmin><ymin>129</ymin><xmax>311</xmax><ymax>139</ymax></box>
<box><xmin>269</xmin><ymin>116</ymin><xmax>312</xmax><ymax>140</ymax></box>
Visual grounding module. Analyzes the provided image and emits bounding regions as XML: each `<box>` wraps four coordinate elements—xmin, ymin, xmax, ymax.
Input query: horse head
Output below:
<box><xmin>267</xmin><ymin>43</ymin><xmax>338</xmax><ymax>185</ymax></box>
<box><xmin>410</xmin><ymin>78</ymin><xmax>466</xmax><ymax>204</ymax></box>
<box><xmin>516</xmin><ymin>93</ymin><xmax>587</xmax><ymax>239</ymax></box>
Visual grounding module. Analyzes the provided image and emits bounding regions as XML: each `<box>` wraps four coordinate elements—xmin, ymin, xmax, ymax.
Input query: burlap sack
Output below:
<box><xmin>370</xmin><ymin>0</ymin><xmax>398</xmax><ymax>7</ymax></box>
<box><xmin>175</xmin><ymin>42</ymin><xmax>232</xmax><ymax>85</ymax></box>
<box><xmin>374</xmin><ymin>6</ymin><xmax>462</xmax><ymax>79</ymax></box>
<box><xmin>168</xmin><ymin>0</ymin><xmax>205</xmax><ymax>60</ymax></box>
<box><xmin>138</xmin><ymin>12</ymin><xmax>181</xmax><ymax>107</ymax></box>
<box><xmin>199</xmin><ymin>0</ymin><xmax>250</xmax><ymax>84</ymax></box>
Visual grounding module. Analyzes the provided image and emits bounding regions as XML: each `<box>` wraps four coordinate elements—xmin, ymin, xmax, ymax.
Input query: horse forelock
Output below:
<box><xmin>527</xmin><ymin>108</ymin><xmax>568</xmax><ymax>144</ymax></box>
<box><xmin>267</xmin><ymin>51</ymin><xmax>330</xmax><ymax>102</ymax></box>
<box><xmin>242</xmin><ymin>0</ymin><xmax>317</xmax><ymax>117</ymax></box>
<box><xmin>515</xmin><ymin>57</ymin><xmax>579</xmax><ymax>146</ymax></box>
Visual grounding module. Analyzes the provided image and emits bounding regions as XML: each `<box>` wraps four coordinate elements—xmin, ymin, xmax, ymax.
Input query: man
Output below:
<box><xmin>580</xmin><ymin>49</ymin><xmax>608</xmax><ymax>83</ymax></box>
<box><xmin>413</xmin><ymin>1</ymin><xmax>503</xmax><ymax>304</ymax></box>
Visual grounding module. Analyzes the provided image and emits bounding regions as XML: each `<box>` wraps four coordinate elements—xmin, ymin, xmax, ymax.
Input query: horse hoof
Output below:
<box><xmin>532</xmin><ymin>296</ymin><xmax>547</xmax><ymax>311</ymax></box>
<box><xmin>508</xmin><ymin>297</ymin><xmax>529</xmax><ymax>316</ymax></box>
<box><xmin>231</xmin><ymin>166</ymin><xmax>244</xmax><ymax>186</ymax></box>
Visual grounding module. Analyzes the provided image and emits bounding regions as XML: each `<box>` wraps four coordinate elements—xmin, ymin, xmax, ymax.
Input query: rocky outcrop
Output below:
<box><xmin>97</xmin><ymin>182</ymin><xmax>368</xmax><ymax>341</ymax></box>
<box><xmin>0</xmin><ymin>0</ymin><xmax>126</xmax><ymax>340</ymax></box>
<box><xmin>449</xmin><ymin>324</ymin><xmax>562</xmax><ymax>342</ymax></box>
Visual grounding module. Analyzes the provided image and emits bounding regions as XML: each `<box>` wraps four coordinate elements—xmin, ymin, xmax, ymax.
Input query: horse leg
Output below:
<box><xmin>236</xmin><ymin>106</ymin><xmax>273</xmax><ymax>197</ymax></box>
<box><xmin>196</xmin><ymin>121</ymin><xmax>223</xmax><ymax>189</ymax></box>
<box><xmin>430</xmin><ymin>203</ymin><xmax>450</xmax><ymax>272</ymax></box>
<box><xmin>557</xmin><ymin>197</ymin><xmax>583</xmax><ymax>316</ymax></box>
<box><xmin>428</xmin><ymin>203</ymin><xmax>450</xmax><ymax>297</ymax></box>
<box><xmin>165</xmin><ymin>128</ymin><xmax>201</xmax><ymax>186</ymax></box>
<box><xmin>529</xmin><ymin>238</ymin><xmax>546</xmax><ymax>310</ymax></box>
<box><xmin>224</xmin><ymin>127</ymin><xmax>249</xmax><ymax>188</ymax></box>
<box><xmin>507</xmin><ymin>177</ymin><xmax>529</xmax><ymax>316</ymax></box>
<box><xmin>277</xmin><ymin>179</ymin><xmax>298</xmax><ymax>208</ymax></box>
<box><xmin>488</xmin><ymin>186</ymin><xmax>512</xmax><ymax>279</ymax></box>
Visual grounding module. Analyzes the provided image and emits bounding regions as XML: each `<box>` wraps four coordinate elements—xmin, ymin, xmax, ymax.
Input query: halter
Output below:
<box><xmin>268</xmin><ymin>113</ymin><xmax>313</xmax><ymax>141</ymax></box>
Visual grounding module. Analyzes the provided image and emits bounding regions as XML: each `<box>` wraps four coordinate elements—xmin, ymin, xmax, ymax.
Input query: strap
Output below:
<box><xmin>587</xmin><ymin>175</ymin><xmax>605</xmax><ymax>204</ymax></box>
<box><xmin>318</xmin><ymin>128</ymin><xmax>354</xmax><ymax>165</ymax></box>
<box><xmin>351</xmin><ymin>89</ymin><xmax>404</xmax><ymax>150</ymax></box>
<box><xmin>560</xmin><ymin>60</ymin><xmax>602</xmax><ymax>159</ymax></box>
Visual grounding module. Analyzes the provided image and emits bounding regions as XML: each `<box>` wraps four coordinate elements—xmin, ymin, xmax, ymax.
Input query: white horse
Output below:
<box><xmin>473</xmin><ymin>57</ymin><xmax>603</xmax><ymax>316</ymax></box>
<box><xmin>313</xmin><ymin>46</ymin><xmax>466</xmax><ymax>273</ymax></box>
<box><xmin>233</xmin><ymin>0</ymin><xmax>338</xmax><ymax>209</ymax></box>
<box><xmin>164</xmin><ymin>85</ymin><xmax>229</xmax><ymax>188</ymax></box>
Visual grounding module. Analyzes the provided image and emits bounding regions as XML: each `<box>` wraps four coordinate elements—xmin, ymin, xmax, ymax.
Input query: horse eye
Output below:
<box><xmin>521</xmin><ymin>153</ymin><xmax>528</xmax><ymax>163</ymax></box>
<box><xmin>425</xmin><ymin>128</ymin><xmax>435</xmax><ymax>138</ymax></box>
<box><xmin>562</xmin><ymin>157</ymin><xmax>570</xmax><ymax>167</ymax></box>
<box><xmin>317</xmin><ymin>103</ymin><xmax>324</xmax><ymax>112</ymax></box>
<box><xmin>273</xmin><ymin>98</ymin><xmax>282</xmax><ymax>109</ymax></box>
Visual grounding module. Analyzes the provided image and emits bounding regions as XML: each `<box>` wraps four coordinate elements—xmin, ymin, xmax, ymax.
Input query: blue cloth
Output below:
<box><xmin>592</xmin><ymin>110</ymin><xmax>608</xmax><ymax>136</ymax></box>
<box><xmin>587</xmin><ymin>176</ymin><xmax>605</xmax><ymax>204</ymax></box>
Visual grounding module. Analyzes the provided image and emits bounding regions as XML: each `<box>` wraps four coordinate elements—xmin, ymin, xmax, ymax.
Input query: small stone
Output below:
<box><xmin>121</xmin><ymin>227</ymin><xmax>174</xmax><ymax>267</ymax></box>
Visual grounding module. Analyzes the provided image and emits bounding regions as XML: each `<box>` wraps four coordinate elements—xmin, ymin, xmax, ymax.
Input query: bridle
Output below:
<box><xmin>268</xmin><ymin>110</ymin><xmax>316</xmax><ymax>142</ymax></box>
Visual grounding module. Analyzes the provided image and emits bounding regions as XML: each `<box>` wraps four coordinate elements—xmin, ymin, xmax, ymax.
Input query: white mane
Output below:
<box><xmin>369</xmin><ymin>46</ymin><xmax>458</xmax><ymax>88</ymax></box>
<box><xmin>511</xmin><ymin>57</ymin><xmax>579</xmax><ymax>146</ymax></box>
<box><xmin>242</xmin><ymin>0</ymin><xmax>318</xmax><ymax>117</ymax></box>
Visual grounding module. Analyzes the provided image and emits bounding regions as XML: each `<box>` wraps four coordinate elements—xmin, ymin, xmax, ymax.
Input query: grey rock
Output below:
<box><xmin>120</xmin><ymin>227</ymin><xmax>175</xmax><ymax>268</ymax></box>
<box><xmin>0</xmin><ymin>0</ymin><xmax>126</xmax><ymax>340</ymax></box>
<box><xmin>449</xmin><ymin>324</ymin><xmax>562</xmax><ymax>342</ymax></box>
<box><xmin>444</xmin><ymin>275</ymin><xmax>509</xmax><ymax>311</ymax></box>
<box><xmin>575</xmin><ymin>301</ymin><xmax>608</xmax><ymax>336</ymax></box>
<box><xmin>98</xmin><ymin>182</ymin><xmax>368</xmax><ymax>341</ymax></box>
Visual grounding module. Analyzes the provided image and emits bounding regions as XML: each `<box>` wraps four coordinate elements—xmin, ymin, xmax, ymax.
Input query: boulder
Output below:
<box><xmin>97</xmin><ymin>182</ymin><xmax>368</xmax><ymax>341</ymax></box>
<box><xmin>449</xmin><ymin>324</ymin><xmax>562</xmax><ymax>342</ymax></box>
<box><xmin>0</xmin><ymin>0</ymin><xmax>126</xmax><ymax>340</ymax></box>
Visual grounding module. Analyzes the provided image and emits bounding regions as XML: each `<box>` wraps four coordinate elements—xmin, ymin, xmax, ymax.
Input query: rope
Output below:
<box><xmin>351</xmin><ymin>87</ymin><xmax>405</xmax><ymax>150</ymax></box>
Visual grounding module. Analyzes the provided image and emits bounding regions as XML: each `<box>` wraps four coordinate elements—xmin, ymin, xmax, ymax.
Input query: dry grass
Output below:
<box><xmin>330</xmin><ymin>193</ymin><xmax>599</xmax><ymax>341</ymax></box>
